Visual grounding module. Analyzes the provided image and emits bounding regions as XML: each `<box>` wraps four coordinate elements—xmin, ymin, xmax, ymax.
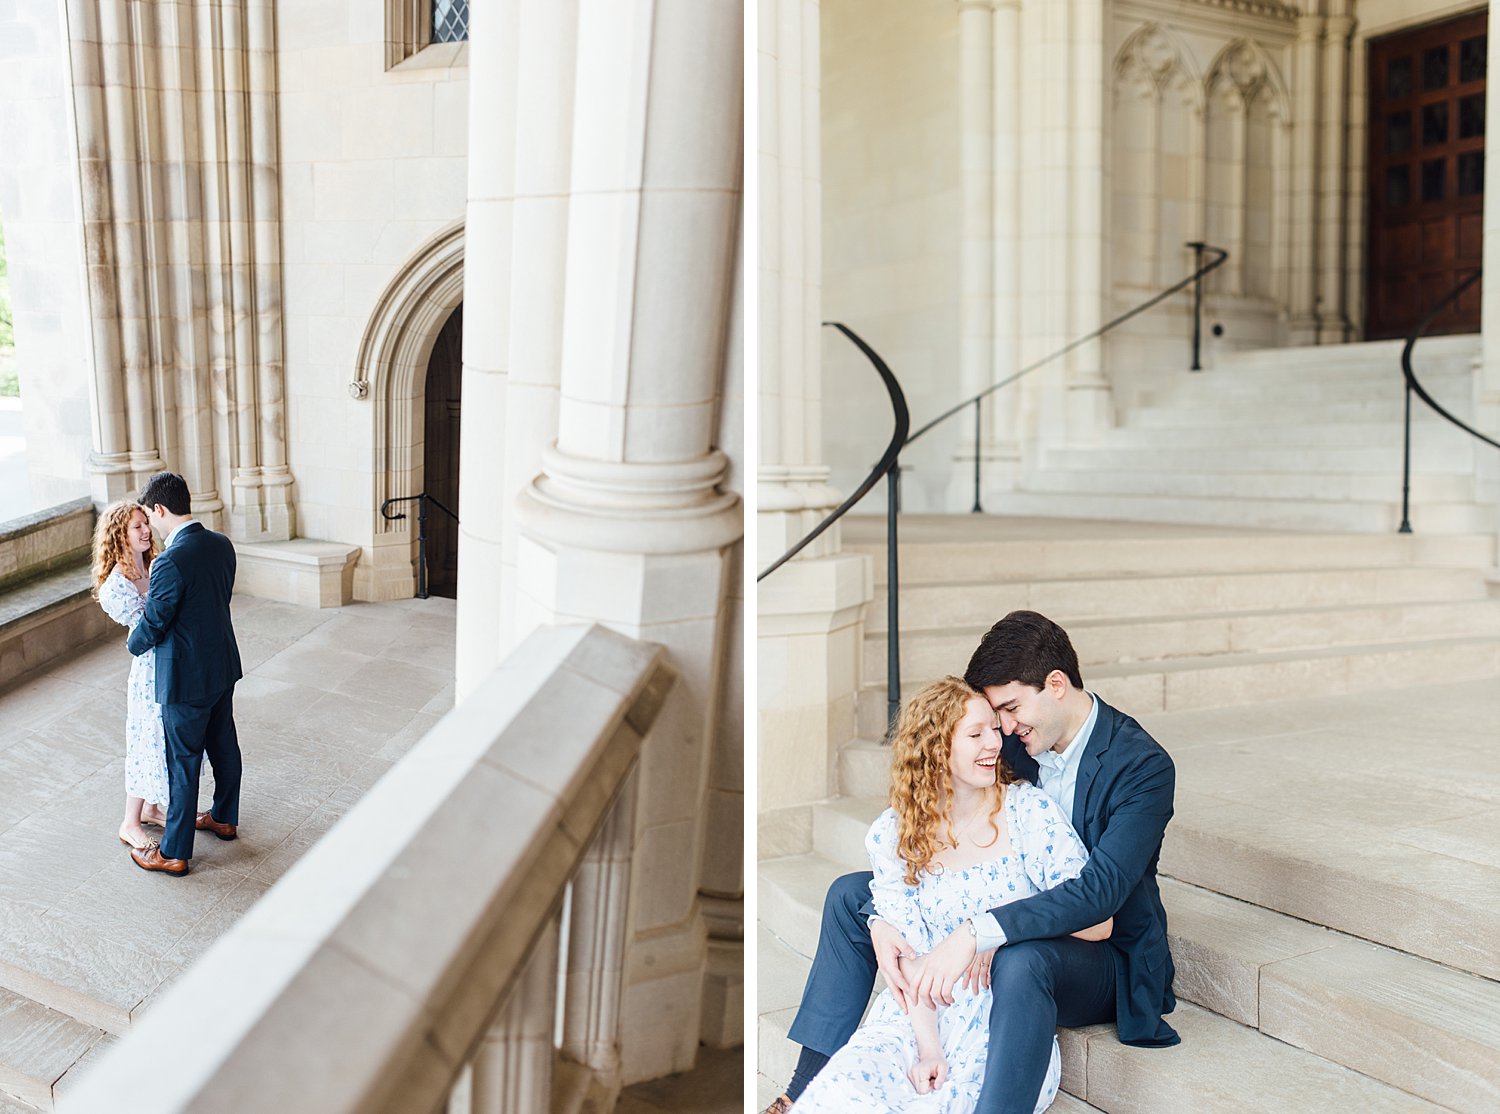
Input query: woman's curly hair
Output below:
<box><xmin>889</xmin><ymin>675</ymin><xmax>1017</xmax><ymax>885</ymax></box>
<box><xmin>92</xmin><ymin>500</ymin><xmax>157</xmax><ymax>597</ymax></box>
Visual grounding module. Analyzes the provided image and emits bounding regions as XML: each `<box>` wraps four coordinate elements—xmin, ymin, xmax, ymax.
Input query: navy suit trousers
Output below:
<box><xmin>160</xmin><ymin>686</ymin><xmax>242</xmax><ymax>861</ymax></box>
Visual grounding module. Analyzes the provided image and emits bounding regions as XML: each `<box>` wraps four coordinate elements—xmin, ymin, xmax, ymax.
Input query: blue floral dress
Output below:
<box><xmin>99</xmin><ymin>567</ymin><xmax>169</xmax><ymax>807</ymax></box>
<box><xmin>794</xmin><ymin>784</ymin><xmax>1089</xmax><ymax>1113</ymax></box>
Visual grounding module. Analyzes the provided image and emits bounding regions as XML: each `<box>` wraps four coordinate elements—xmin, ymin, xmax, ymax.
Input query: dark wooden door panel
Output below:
<box><xmin>1367</xmin><ymin>10</ymin><xmax>1487</xmax><ymax>339</ymax></box>
<box><xmin>423</xmin><ymin>304</ymin><xmax>462</xmax><ymax>600</ymax></box>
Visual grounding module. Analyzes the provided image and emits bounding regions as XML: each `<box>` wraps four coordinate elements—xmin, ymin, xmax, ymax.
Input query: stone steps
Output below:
<box><xmin>1126</xmin><ymin>395</ymin><xmax>1472</xmax><ymax>428</ymax></box>
<box><xmin>856</xmin><ymin>633</ymin><xmax>1500</xmax><ymax>734</ymax></box>
<box><xmin>1101</xmin><ymin>418</ymin><xmax>1470</xmax><ymax>449</ymax></box>
<box><xmin>0</xmin><ymin>987</ymin><xmax>113</xmax><ymax>1111</ymax></box>
<box><xmin>844</xmin><ymin>524</ymin><xmax>1494</xmax><ymax>584</ymax></box>
<box><xmin>988</xmin><ymin>489</ymin><xmax>1494</xmax><ymax>533</ymax></box>
<box><xmin>1019</xmin><ymin>466</ymin><xmax>1475</xmax><ymax>505</ymax></box>
<box><xmin>0</xmin><ymin>566</ymin><xmax>115</xmax><ymax>694</ymax></box>
<box><xmin>862</xmin><ymin>598</ymin><xmax>1500</xmax><ymax>683</ymax></box>
<box><xmin>1139</xmin><ymin>370</ymin><xmax>1472</xmax><ymax>408</ymax></box>
<box><xmin>861</xmin><ymin>566</ymin><xmax>1491</xmax><ymax>635</ymax></box>
<box><xmin>1040</xmin><ymin>442</ymin><xmax>1476</xmax><ymax>476</ymax></box>
<box><xmin>759</xmin><ymin>831</ymin><xmax>1500</xmax><ymax>1111</ymax></box>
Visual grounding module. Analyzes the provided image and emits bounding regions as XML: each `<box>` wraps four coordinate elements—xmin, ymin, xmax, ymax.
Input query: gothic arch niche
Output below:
<box><xmin>1110</xmin><ymin>24</ymin><xmax>1204</xmax><ymax>293</ymax></box>
<box><xmin>1204</xmin><ymin>39</ymin><xmax>1291</xmax><ymax>302</ymax></box>
<box><xmin>351</xmin><ymin>222</ymin><xmax>464</xmax><ymax>601</ymax></box>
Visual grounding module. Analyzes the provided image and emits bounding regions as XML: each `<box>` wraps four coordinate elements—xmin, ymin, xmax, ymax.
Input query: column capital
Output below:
<box><xmin>516</xmin><ymin>446</ymin><xmax>742</xmax><ymax>556</ymax></box>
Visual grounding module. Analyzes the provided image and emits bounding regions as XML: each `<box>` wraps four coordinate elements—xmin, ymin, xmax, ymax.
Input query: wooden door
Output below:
<box><xmin>1366</xmin><ymin>11</ymin><xmax>1487</xmax><ymax>339</ymax></box>
<box><xmin>422</xmin><ymin>304</ymin><xmax>462</xmax><ymax>599</ymax></box>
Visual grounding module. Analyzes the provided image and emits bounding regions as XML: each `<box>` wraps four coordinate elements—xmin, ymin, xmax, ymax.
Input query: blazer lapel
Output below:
<box><xmin>1071</xmin><ymin>697</ymin><xmax>1115</xmax><ymax>839</ymax></box>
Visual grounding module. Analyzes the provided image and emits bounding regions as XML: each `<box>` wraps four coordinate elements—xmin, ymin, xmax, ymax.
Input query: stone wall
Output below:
<box><xmin>275</xmin><ymin>4</ymin><xmax>469</xmax><ymax>592</ymax></box>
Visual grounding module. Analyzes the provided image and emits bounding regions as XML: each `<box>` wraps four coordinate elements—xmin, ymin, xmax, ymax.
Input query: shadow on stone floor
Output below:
<box><xmin>616</xmin><ymin>1046</ymin><xmax>744</xmax><ymax>1113</ymax></box>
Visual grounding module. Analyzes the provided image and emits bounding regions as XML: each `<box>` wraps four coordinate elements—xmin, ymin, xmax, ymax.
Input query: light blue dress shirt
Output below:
<box><xmin>972</xmin><ymin>693</ymin><xmax>1098</xmax><ymax>950</ymax></box>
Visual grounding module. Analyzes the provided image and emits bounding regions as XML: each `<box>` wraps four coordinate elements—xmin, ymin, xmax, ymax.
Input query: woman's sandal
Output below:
<box><xmin>118</xmin><ymin>830</ymin><xmax>149</xmax><ymax>850</ymax></box>
<box><xmin>141</xmin><ymin>811</ymin><xmax>166</xmax><ymax>828</ymax></box>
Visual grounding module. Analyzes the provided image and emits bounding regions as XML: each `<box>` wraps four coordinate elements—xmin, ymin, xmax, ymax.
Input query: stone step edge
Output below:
<box><xmin>759</xmin><ymin>854</ymin><xmax>1498</xmax><ymax>1109</ymax></box>
<box><xmin>0</xmin><ymin>955</ymin><xmax>135</xmax><ymax>1038</ymax></box>
<box><xmin>0</xmin><ymin>984</ymin><xmax>113</xmax><ymax>1111</ymax></box>
<box><xmin>861</xmin><ymin>596</ymin><xmax>1500</xmax><ymax>643</ymax></box>
<box><xmin>863</xmin><ymin>563</ymin><xmax>1489</xmax><ymax>597</ymax></box>
<box><xmin>859</xmin><ymin>631</ymin><xmax>1500</xmax><ymax>689</ymax></box>
<box><xmin>757</xmin><ymin>985</ymin><xmax>1444</xmax><ymax>1113</ymax></box>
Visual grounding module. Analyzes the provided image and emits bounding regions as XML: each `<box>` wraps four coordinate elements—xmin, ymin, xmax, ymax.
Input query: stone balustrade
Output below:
<box><xmin>55</xmin><ymin>623</ymin><xmax>676</xmax><ymax>1114</ymax></box>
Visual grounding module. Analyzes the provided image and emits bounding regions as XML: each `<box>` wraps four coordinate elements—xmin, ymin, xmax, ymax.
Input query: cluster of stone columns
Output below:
<box><xmin>63</xmin><ymin>0</ymin><xmax>294</xmax><ymax>536</ymax></box>
<box><xmin>756</xmin><ymin>0</ymin><xmax>873</xmax><ymax>854</ymax></box>
<box><xmin>457</xmin><ymin>0</ymin><xmax>743</xmax><ymax>1084</ymax></box>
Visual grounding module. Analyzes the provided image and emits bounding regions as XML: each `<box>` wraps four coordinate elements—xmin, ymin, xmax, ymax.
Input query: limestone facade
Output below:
<box><xmin>817</xmin><ymin>0</ymin><xmax>1500</xmax><ymax>509</ymax></box>
<box><xmin>0</xmin><ymin>0</ymin><xmax>742</xmax><ymax>1094</ymax></box>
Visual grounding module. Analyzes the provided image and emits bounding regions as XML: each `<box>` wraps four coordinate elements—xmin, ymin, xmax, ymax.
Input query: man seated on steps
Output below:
<box><xmin>764</xmin><ymin>610</ymin><xmax>1179</xmax><ymax>1114</ymax></box>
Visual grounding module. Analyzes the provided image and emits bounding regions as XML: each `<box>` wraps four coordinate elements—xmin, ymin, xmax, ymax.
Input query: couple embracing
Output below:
<box><xmin>93</xmin><ymin>471</ymin><xmax>243</xmax><ymax>876</ymax></box>
<box><xmin>769</xmin><ymin>611</ymin><xmax>1179</xmax><ymax>1113</ymax></box>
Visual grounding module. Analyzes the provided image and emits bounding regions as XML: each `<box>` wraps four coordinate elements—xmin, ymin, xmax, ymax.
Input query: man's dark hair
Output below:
<box><xmin>139</xmin><ymin>471</ymin><xmax>192</xmax><ymax>517</ymax></box>
<box><xmin>964</xmin><ymin>610</ymin><xmax>1084</xmax><ymax>691</ymax></box>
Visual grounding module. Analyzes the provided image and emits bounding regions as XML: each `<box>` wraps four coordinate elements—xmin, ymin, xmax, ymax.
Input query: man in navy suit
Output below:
<box><xmin>767</xmin><ymin>610</ymin><xmax>1177</xmax><ymax>1114</ymax></box>
<box><xmin>126</xmin><ymin>472</ymin><xmax>244</xmax><ymax>876</ymax></box>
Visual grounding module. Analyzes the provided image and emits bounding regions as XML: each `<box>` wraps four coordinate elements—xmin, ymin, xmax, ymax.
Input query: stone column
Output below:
<box><xmin>493</xmin><ymin>0</ymin><xmax>580</xmax><ymax>664</ymax></box>
<box><xmin>455</xmin><ymin>0</ymin><xmax>522</xmax><ymax>698</ymax></box>
<box><xmin>954</xmin><ymin>0</ymin><xmax>995</xmax><ymax>507</ymax></box>
<box><xmin>470</xmin><ymin>912</ymin><xmax>562</xmax><ymax>1114</ymax></box>
<box><xmin>509</xmin><ymin>0</ymin><xmax>742</xmax><ymax>1083</ymax></box>
<box><xmin>987</xmin><ymin>0</ymin><xmax>1023</xmax><ymax>485</ymax></box>
<box><xmin>1065</xmin><ymin>0</ymin><xmax>1111</xmax><ymax>443</ymax></box>
<box><xmin>757</xmin><ymin>0</ymin><xmax>871</xmax><ymax>858</ymax></box>
<box><xmin>63</xmin><ymin>0</ymin><xmax>293</xmax><ymax>531</ymax></box>
<box><xmin>1317</xmin><ymin>13</ymin><xmax>1354</xmax><ymax>344</ymax></box>
<box><xmin>1287</xmin><ymin>14</ymin><xmax>1324</xmax><ymax>344</ymax></box>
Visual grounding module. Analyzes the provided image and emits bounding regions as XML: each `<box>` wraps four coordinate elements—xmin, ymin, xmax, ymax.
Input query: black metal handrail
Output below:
<box><xmin>1397</xmin><ymin>269</ymin><xmax>1499</xmax><ymax>533</ymax></box>
<box><xmin>381</xmin><ymin>492</ymin><xmax>459</xmax><ymax>599</ymax></box>
<box><xmin>907</xmin><ymin>243</ymin><xmax>1228</xmax><ymax>511</ymax></box>
<box><xmin>758</xmin><ymin>245</ymin><xmax>1228</xmax><ymax>733</ymax></box>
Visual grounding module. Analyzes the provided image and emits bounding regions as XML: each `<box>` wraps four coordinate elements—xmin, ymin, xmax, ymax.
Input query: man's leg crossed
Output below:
<box><xmin>975</xmin><ymin>938</ymin><xmax>1117</xmax><ymax>1114</ymax></box>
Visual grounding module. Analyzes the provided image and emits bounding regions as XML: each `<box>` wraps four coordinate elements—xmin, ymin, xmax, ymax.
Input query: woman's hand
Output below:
<box><xmin>871</xmin><ymin>918</ymin><xmax>918</xmax><ymax>1012</ymax></box>
<box><xmin>907</xmin><ymin>1054</ymin><xmax>948</xmax><ymax>1094</ymax></box>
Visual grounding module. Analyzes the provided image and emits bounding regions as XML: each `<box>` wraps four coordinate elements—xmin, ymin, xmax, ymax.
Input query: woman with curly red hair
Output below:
<box><xmin>793</xmin><ymin>677</ymin><xmax>1109</xmax><ymax>1113</ymax></box>
<box><xmin>93</xmin><ymin>499</ymin><xmax>169</xmax><ymax>849</ymax></box>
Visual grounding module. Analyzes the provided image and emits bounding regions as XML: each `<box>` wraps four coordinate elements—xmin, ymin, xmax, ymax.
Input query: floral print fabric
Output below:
<box><xmin>99</xmin><ymin>568</ymin><xmax>169</xmax><ymax>807</ymax></box>
<box><xmin>794</xmin><ymin>784</ymin><xmax>1089</xmax><ymax>1113</ymax></box>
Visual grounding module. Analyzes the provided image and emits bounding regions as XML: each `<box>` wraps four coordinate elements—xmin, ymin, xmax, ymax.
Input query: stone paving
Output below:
<box><xmin>0</xmin><ymin>592</ymin><xmax>456</xmax><ymax>1037</ymax></box>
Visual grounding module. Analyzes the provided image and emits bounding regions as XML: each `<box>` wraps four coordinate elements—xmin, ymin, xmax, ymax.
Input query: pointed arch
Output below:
<box><xmin>351</xmin><ymin>221</ymin><xmax>465</xmax><ymax>598</ymax></box>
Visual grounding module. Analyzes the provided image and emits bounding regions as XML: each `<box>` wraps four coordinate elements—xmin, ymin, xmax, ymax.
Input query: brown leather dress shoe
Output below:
<box><xmin>761</xmin><ymin>1096</ymin><xmax>794</xmax><ymax>1114</ymax></box>
<box><xmin>131</xmin><ymin>841</ymin><xmax>189</xmax><ymax>876</ymax></box>
<box><xmin>195</xmin><ymin>811</ymin><xmax>237</xmax><ymax>840</ymax></box>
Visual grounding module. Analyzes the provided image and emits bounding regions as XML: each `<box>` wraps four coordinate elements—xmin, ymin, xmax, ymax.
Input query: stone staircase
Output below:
<box><xmin>757</xmin><ymin>516</ymin><xmax>1500</xmax><ymax>1112</ymax></box>
<box><xmin>990</xmin><ymin>336</ymin><xmax>1496</xmax><ymax>534</ymax></box>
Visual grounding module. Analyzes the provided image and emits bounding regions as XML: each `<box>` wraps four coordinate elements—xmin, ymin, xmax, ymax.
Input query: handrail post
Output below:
<box><xmin>1399</xmin><ymin>382</ymin><xmax>1414</xmax><ymax>533</ymax></box>
<box><xmin>417</xmin><ymin>495</ymin><xmax>430</xmax><ymax>599</ymax></box>
<box><xmin>1187</xmin><ymin>241</ymin><xmax>1206</xmax><ymax>371</ymax></box>
<box><xmin>971</xmin><ymin>397</ymin><xmax>983</xmax><ymax>513</ymax></box>
<box><xmin>886</xmin><ymin>460</ymin><xmax>902</xmax><ymax>734</ymax></box>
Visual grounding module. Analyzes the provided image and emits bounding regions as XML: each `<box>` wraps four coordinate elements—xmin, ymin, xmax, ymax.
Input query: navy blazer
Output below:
<box><xmin>995</xmin><ymin>697</ymin><xmax>1179</xmax><ymax>1047</ymax></box>
<box><xmin>127</xmin><ymin>522</ymin><xmax>244</xmax><ymax>704</ymax></box>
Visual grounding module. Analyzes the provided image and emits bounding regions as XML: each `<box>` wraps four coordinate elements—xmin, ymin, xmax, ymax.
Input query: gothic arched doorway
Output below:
<box><xmin>423</xmin><ymin>304</ymin><xmax>462</xmax><ymax>599</ymax></box>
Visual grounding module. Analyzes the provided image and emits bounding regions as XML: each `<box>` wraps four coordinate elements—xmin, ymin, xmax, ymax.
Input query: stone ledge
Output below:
<box><xmin>233</xmin><ymin>539</ymin><xmax>361</xmax><ymax>609</ymax></box>
<box><xmin>0</xmin><ymin>565</ymin><xmax>114</xmax><ymax>692</ymax></box>
<box><xmin>0</xmin><ymin>499</ymin><xmax>94</xmax><ymax>593</ymax></box>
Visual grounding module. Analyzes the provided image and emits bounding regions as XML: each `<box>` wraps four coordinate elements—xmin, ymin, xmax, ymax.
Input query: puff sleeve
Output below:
<box><xmin>98</xmin><ymin>571</ymin><xmax>146</xmax><ymax>630</ymax></box>
<box><xmin>865</xmin><ymin>808</ymin><xmax>934</xmax><ymax>954</ymax></box>
<box><xmin>1012</xmin><ymin>784</ymin><xmax>1089</xmax><ymax>894</ymax></box>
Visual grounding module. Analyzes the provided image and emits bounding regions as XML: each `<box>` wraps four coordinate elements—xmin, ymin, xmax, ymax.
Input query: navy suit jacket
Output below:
<box><xmin>127</xmin><ymin>522</ymin><xmax>244</xmax><ymax>704</ymax></box>
<box><xmin>995</xmin><ymin>697</ymin><xmax>1179</xmax><ymax>1046</ymax></box>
